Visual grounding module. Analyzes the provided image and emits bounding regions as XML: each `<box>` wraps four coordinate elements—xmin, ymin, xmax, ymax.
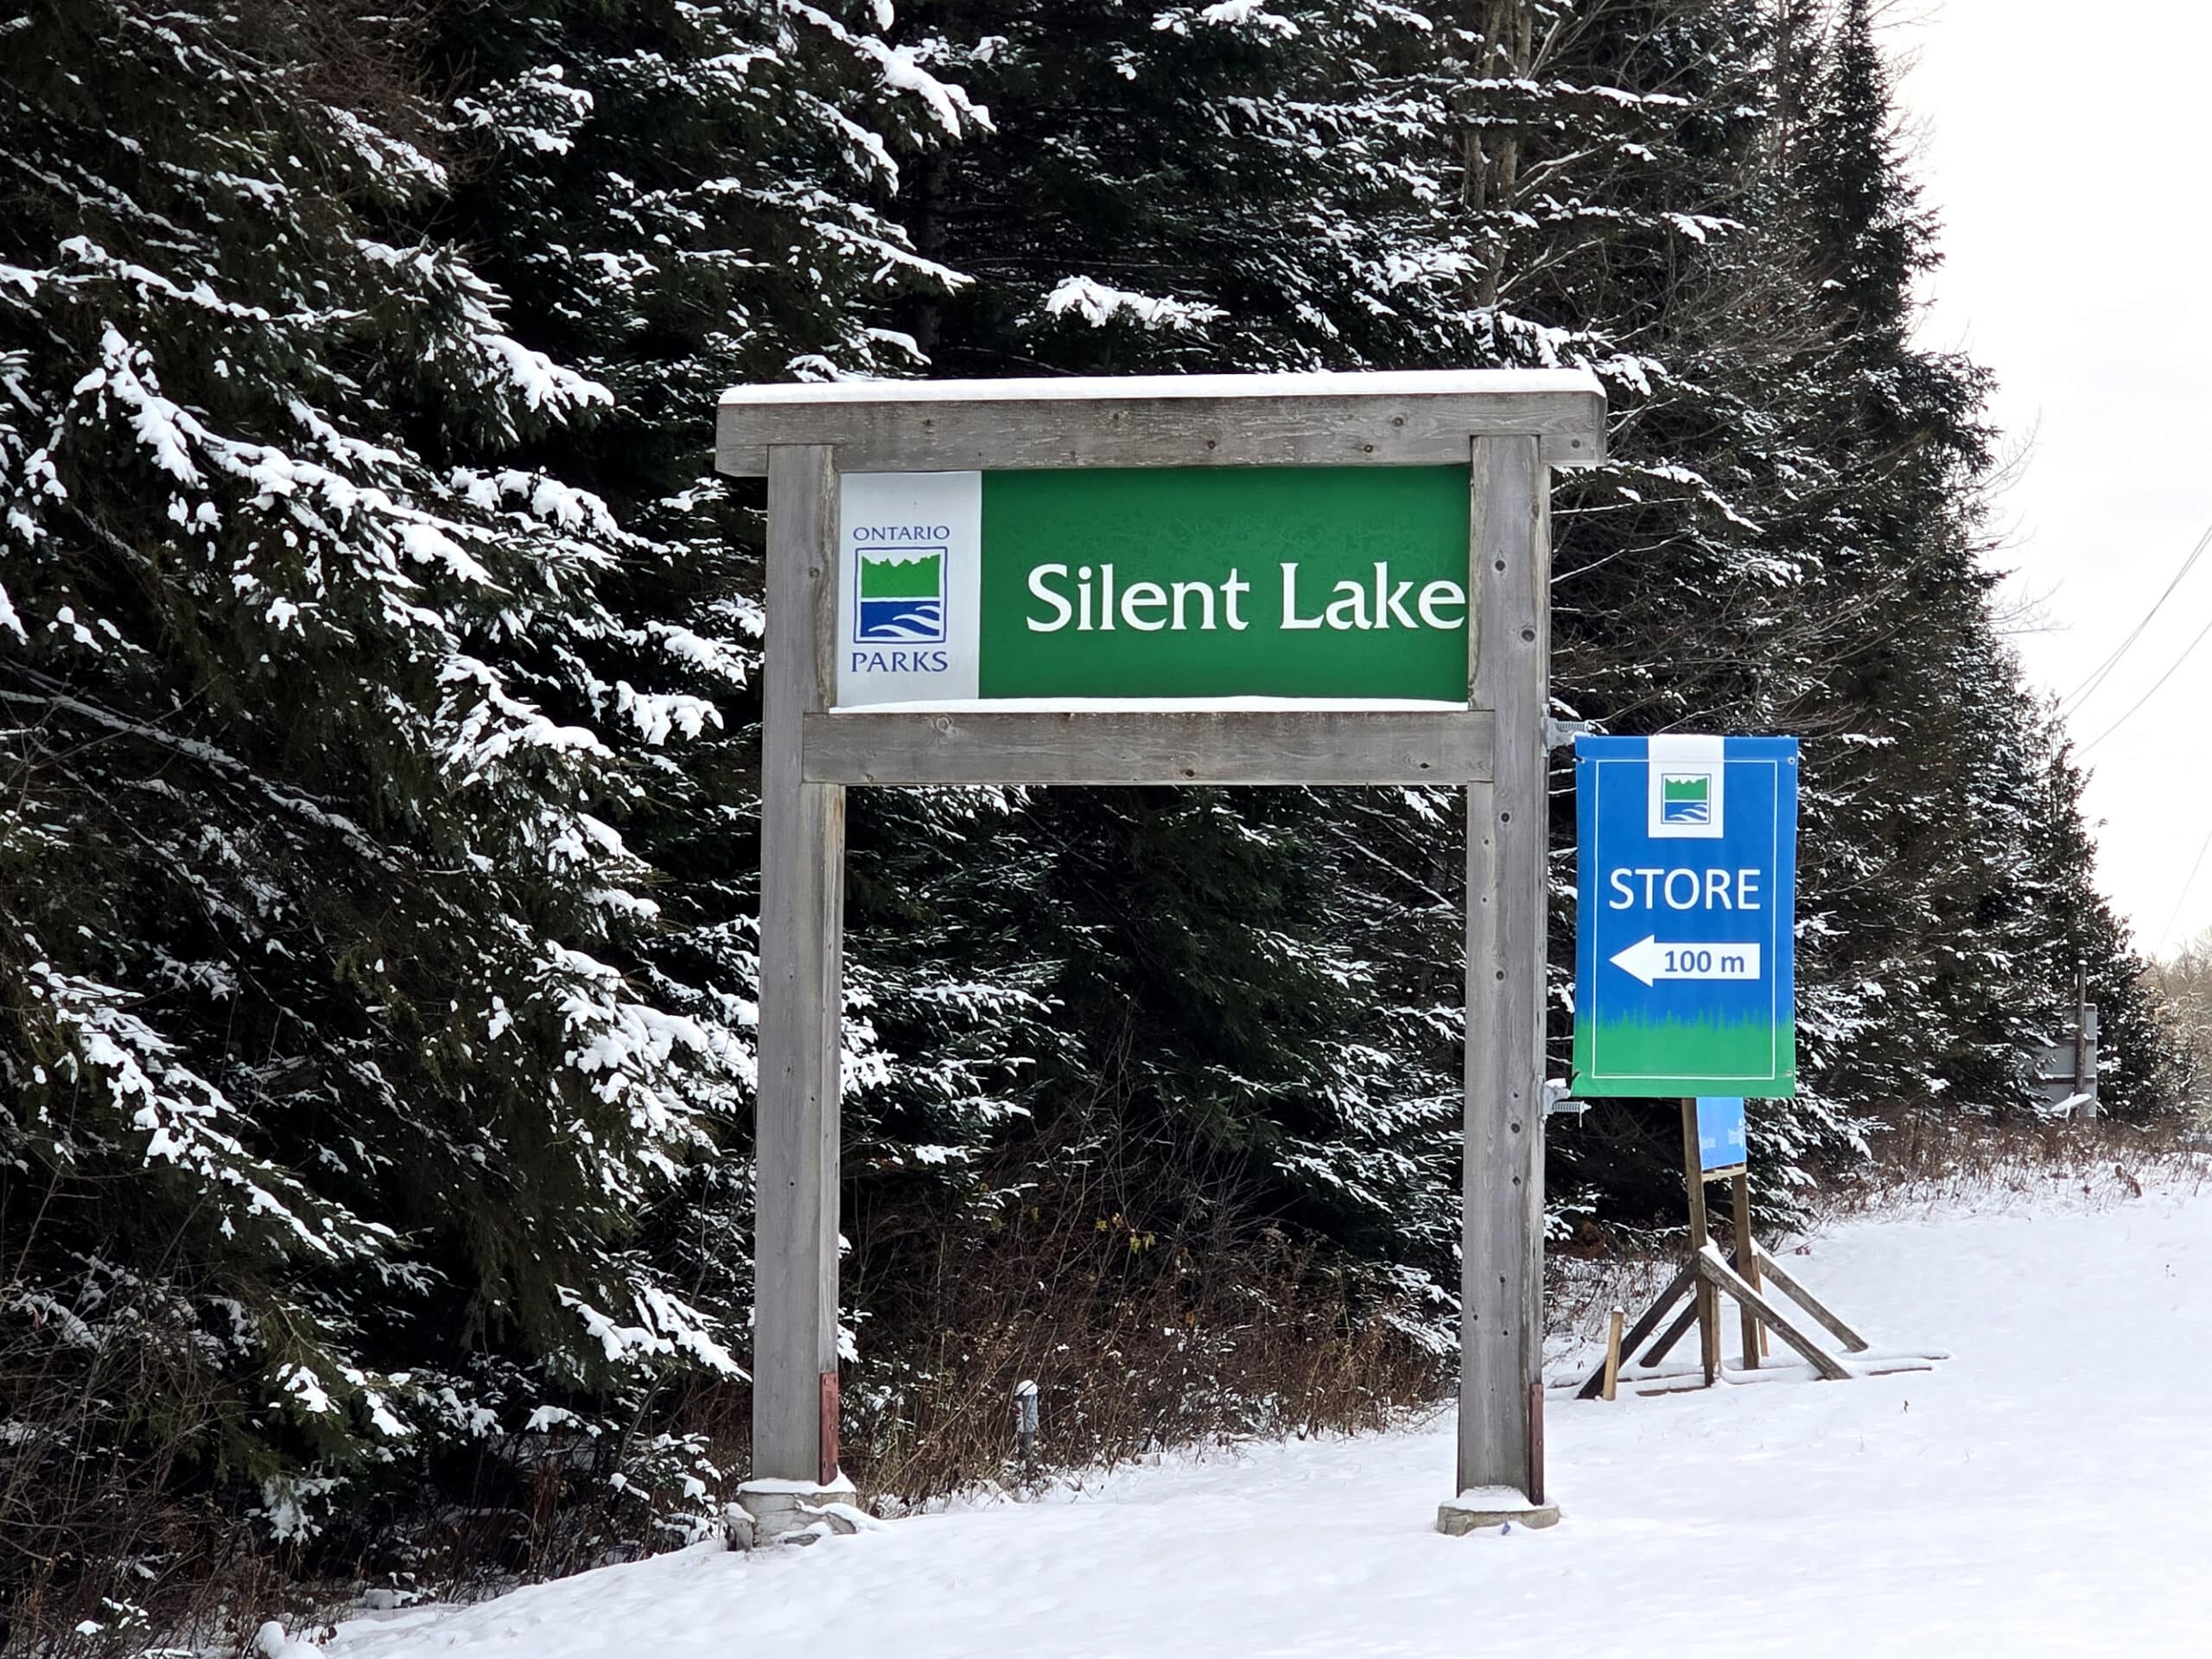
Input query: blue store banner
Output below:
<box><xmin>1573</xmin><ymin>734</ymin><xmax>1799</xmax><ymax>1097</ymax></box>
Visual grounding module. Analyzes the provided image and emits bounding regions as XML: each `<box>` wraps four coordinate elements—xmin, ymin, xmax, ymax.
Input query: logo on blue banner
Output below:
<box><xmin>1659</xmin><ymin>771</ymin><xmax>1714</xmax><ymax>825</ymax></box>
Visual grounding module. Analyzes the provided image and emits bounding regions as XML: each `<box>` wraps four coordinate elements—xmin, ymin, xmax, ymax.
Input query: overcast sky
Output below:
<box><xmin>1895</xmin><ymin>1</ymin><xmax>2212</xmax><ymax>961</ymax></box>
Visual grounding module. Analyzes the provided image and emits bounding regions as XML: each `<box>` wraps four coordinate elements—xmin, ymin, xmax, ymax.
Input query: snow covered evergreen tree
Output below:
<box><xmin>1322</xmin><ymin>0</ymin><xmax>2183</xmax><ymax>1217</ymax></box>
<box><xmin>1760</xmin><ymin>0</ymin><xmax>2173</xmax><ymax>1125</ymax></box>
<box><xmin>1366</xmin><ymin>0</ymin><xmax>1874</xmax><ymax>1210</ymax></box>
<box><xmin>410</xmin><ymin>0</ymin><xmax>1081</xmax><ymax>1490</ymax></box>
<box><xmin>0</xmin><ymin>0</ymin><xmax>745</xmax><ymax>1625</ymax></box>
<box><xmin>874</xmin><ymin>0</ymin><xmax>1478</xmax><ymax>1330</ymax></box>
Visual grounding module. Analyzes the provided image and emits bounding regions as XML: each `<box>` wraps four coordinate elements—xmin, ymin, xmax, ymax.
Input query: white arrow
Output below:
<box><xmin>1608</xmin><ymin>936</ymin><xmax>1762</xmax><ymax>987</ymax></box>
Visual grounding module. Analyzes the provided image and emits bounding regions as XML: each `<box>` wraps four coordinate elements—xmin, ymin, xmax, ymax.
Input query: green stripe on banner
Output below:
<box><xmin>1571</xmin><ymin>1012</ymin><xmax>1796</xmax><ymax>1098</ymax></box>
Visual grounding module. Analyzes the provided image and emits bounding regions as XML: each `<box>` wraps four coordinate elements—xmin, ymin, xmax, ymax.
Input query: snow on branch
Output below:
<box><xmin>1663</xmin><ymin>213</ymin><xmax>1740</xmax><ymax>245</ymax></box>
<box><xmin>557</xmin><ymin>1282</ymin><xmax>743</xmax><ymax>1377</ymax></box>
<box><xmin>22</xmin><ymin>962</ymin><xmax>383</xmax><ymax>1263</ymax></box>
<box><xmin>1043</xmin><ymin>276</ymin><xmax>1226</xmax><ymax>333</ymax></box>
<box><xmin>1153</xmin><ymin>3</ymin><xmax>1301</xmax><ymax>39</ymax></box>
<box><xmin>452</xmin><ymin>64</ymin><xmax>595</xmax><ymax>159</ymax></box>
<box><xmin>784</xmin><ymin>3</ymin><xmax>993</xmax><ymax>138</ymax></box>
<box><xmin>644</xmin><ymin>620</ymin><xmax>755</xmax><ymax>686</ymax></box>
<box><xmin>437</xmin><ymin>655</ymin><xmax>613</xmax><ymax>782</ymax></box>
<box><xmin>321</xmin><ymin>106</ymin><xmax>449</xmax><ymax>194</ymax></box>
<box><xmin>609</xmin><ymin>680</ymin><xmax>721</xmax><ymax>745</ymax></box>
<box><xmin>357</xmin><ymin>240</ymin><xmax>614</xmax><ymax>420</ymax></box>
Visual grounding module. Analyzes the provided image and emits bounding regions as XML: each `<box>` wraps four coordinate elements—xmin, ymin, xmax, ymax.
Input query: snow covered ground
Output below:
<box><xmin>320</xmin><ymin>1186</ymin><xmax>2212</xmax><ymax>1657</ymax></box>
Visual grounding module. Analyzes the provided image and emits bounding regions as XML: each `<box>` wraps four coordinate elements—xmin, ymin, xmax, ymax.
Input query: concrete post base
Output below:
<box><xmin>735</xmin><ymin>1475</ymin><xmax>861</xmax><ymax>1545</ymax></box>
<box><xmin>1436</xmin><ymin>1486</ymin><xmax>1562</xmax><ymax>1535</ymax></box>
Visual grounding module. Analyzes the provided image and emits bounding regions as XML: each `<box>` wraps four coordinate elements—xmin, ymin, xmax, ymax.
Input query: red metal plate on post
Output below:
<box><xmin>818</xmin><ymin>1370</ymin><xmax>840</xmax><ymax>1489</ymax></box>
<box><xmin>1526</xmin><ymin>1379</ymin><xmax>1546</xmax><ymax>1506</ymax></box>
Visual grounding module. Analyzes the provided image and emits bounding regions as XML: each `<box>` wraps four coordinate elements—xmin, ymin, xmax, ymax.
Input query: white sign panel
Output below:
<box><xmin>835</xmin><ymin>471</ymin><xmax>982</xmax><ymax>707</ymax></box>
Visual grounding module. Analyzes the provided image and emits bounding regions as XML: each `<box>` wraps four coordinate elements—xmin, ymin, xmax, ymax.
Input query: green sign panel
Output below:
<box><xmin>836</xmin><ymin>466</ymin><xmax>1470</xmax><ymax>706</ymax></box>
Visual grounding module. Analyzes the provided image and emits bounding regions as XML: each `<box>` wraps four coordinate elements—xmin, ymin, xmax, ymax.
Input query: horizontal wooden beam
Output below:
<box><xmin>800</xmin><ymin>709</ymin><xmax>1495</xmax><ymax>787</ymax></box>
<box><xmin>717</xmin><ymin>370</ymin><xmax>1606</xmax><ymax>475</ymax></box>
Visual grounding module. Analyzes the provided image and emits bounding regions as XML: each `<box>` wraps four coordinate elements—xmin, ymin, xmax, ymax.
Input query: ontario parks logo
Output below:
<box><xmin>1647</xmin><ymin>753</ymin><xmax>1725</xmax><ymax>840</ymax></box>
<box><xmin>854</xmin><ymin>544</ymin><xmax>948</xmax><ymax>643</ymax></box>
<box><xmin>1659</xmin><ymin>771</ymin><xmax>1713</xmax><ymax>826</ymax></box>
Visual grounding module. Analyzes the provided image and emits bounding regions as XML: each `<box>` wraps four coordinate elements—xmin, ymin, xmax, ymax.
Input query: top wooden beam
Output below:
<box><xmin>716</xmin><ymin>369</ymin><xmax>1607</xmax><ymax>476</ymax></box>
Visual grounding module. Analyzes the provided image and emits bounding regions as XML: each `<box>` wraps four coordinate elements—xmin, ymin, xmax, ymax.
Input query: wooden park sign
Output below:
<box><xmin>715</xmin><ymin>370</ymin><xmax>1608</xmax><ymax>1538</ymax></box>
<box><xmin>835</xmin><ymin>465</ymin><xmax>1474</xmax><ymax>704</ymax></box>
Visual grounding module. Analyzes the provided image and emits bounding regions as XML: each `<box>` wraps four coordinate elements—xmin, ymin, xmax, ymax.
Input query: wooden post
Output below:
<box><xmin>1526</xmin><ymin>1379</ymin><xmax>1546</xmax><ymax>1506</ymax></box>
<box><xmin>1601</xmin><ymin>1306</ymin><xmax>1624</xmax><ymax>1402</ymax></box>
<box><xmin>1731</xmin><ymin>1169</ymin><xmax>1762</xmax><ymax>1370</ymax></box>
<box><xmin>1458</xmin><ymin>434</ymin><xmax>1549</xmax><ymax>1504</ymax></box>
<box><xmin>2074</xmin><ymin>959</ymin><xmax>2095</xmax><ymax>1120</ymax></box>
<box><xmin>753</xmin><ymin>443</ymin><xmax>847</xmax><ymax>1487</ymax></box>
<box><xmin>1680</xmin><ymin>1098</ymin><xmax>1719</xmax><ymax>1385</ymax></box>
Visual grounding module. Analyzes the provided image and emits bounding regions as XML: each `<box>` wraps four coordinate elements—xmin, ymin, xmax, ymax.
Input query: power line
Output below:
<box><xmin>2158</xmin><ymin>818</ymin><xmax>2212</xmax><ymax>955</ymax></box>
<box><xmin>2061</xmin><ymin>518</ymin><xmax>2212</xmax><ymax>715</ymax></box>
<box><xmin>2081</xmin><ymin>610</ymin><xmax>2212</xmax><ymax>752</ymax></box>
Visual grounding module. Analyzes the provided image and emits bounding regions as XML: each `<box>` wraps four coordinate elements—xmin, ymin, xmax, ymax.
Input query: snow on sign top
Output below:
<box><xmin>716</xmin><ymin>366</ymin><xmax>1606</xmax><ymax>408</ymax></box>
<box><xmin>715</xmin><ymin>368</ymin><xmax>1609</xmax><ymax>476</ymax></box>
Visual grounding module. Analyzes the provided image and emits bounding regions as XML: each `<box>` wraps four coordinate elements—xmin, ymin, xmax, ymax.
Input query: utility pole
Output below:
<box><xmin>2074</xmin><ymin>959</ymin><xmax>2095</xmax><ymax>1121</ymax></box>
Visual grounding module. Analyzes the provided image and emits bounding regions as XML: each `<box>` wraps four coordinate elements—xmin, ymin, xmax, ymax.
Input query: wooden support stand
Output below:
<box><xmin>1731</xmin><ymin>1170</ymin><xmax>1764</xmax><ymax>1367</ymax></box>
<box><xmin>1577</xmin><ymin>1103</ymin><xmax>1883</xmax><ymax>1399</ymax></box>
<box><xmin>1677</xmin><ymin>1099</ymin><xmax>1720</xmax><ymax>1384</ymax></box>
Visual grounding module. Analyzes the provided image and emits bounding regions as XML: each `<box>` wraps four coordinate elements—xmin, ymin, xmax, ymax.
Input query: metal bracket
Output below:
<box><xmin>1543</xmin><ymin>1081</ymin><xmax>1586</xmax><ymax>1118</ymax></box>
<box><xmin>1543</xmin><ymin>718</ymin><xmax>1592</xmax><ymax>752</ymax></box>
